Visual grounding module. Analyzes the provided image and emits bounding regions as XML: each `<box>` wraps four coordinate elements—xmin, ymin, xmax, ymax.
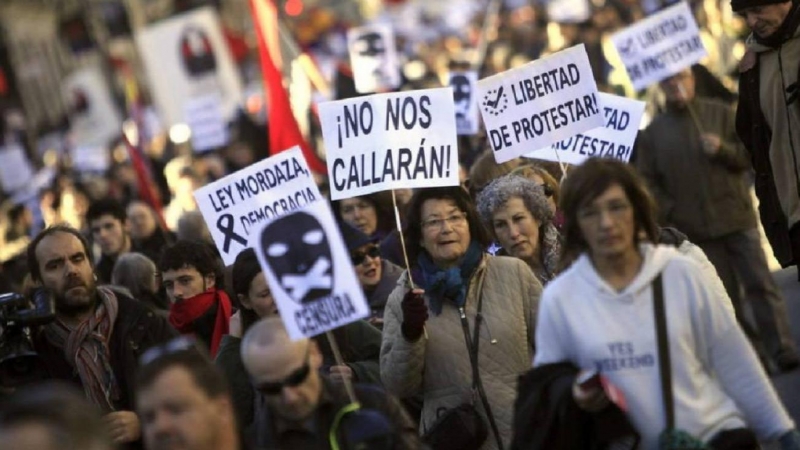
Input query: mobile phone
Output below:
<box><xmin>577</xmin><ymin>370</ymin><xmax>602</xmax><ymax>391</ymax></box>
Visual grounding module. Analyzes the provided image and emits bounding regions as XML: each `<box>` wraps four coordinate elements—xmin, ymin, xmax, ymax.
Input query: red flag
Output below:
<box><xmin>248</xmin><ymin>0</ymin><xmax>326</xmax><ymax>174</ymax></box>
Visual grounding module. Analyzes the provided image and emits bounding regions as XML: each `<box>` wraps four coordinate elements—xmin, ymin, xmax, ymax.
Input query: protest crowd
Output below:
<box><xmin>3</xmin><ymin>0</ymin><xmax>800</xmax><ymax>449</ymax></box>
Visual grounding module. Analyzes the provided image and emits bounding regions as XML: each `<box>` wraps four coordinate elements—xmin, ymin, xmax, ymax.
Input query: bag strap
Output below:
<box><xmin>458</xmin><ymin>265</ymin><xmax>504</xmax><ymax>450</ymax></box>
<box><xmin>652</xmin><ymin>273</ymin><xmax>674</xmax><ymax>430</ymax></box>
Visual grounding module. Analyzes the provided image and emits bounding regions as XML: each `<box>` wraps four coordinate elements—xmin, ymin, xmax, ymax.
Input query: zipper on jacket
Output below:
<box><xmin>777</xmin><ymin>45</ymin><xmax>800</xmax><ymax>199</ymax></box>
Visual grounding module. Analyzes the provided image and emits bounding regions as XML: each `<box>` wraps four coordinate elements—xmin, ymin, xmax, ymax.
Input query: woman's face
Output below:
<box><xmin>577</xmin><ymin>184</ymin><xmax>637</xmax><ymax>262</ymax></box>
<box><xmin>492</xmin><ymin>197</ymin><xmax>541</xmax><ymax>265</ymax></box>
<box><xmin>127</xmin><ymin>202</ymin><xmax>157</xmax><ymax>240</ymax></box>
<box><xmin>419</xmin><ymin>198</ymin><xmax>471</xmax><ymax>269</ymax></box>
<box><xmin>339</xmin><ymin>198</ymin><xmax>378</xmax><ymax>236</ymax></box>
<box><xmin>351</xmin><ymin>244</ymin><xmax>382</xmax><ymax>288</ymax></box>
<box><xmin>244</xmin><ymin>273</ymin><xmax>278</xmax><ymax>318</ymax></box>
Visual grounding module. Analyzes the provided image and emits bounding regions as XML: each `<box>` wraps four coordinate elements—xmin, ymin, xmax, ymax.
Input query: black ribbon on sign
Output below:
<box><xmin>216</xmin><ymin>214</ymin><xmax>247</xmax><ymax>253</ymax></box>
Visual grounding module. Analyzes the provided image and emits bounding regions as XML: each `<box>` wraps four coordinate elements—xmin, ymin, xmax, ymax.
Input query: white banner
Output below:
<box><xmin>71</xmin><ymin>144</ymin><xmax>110</xmax><ymax>173</ymax></box>
<box><xmin>136</xmin><ymin>7</ymin><xmax>243</xmax><ymax>131</ymax></box>
<box><xmin>449</xmin><ymin>71</ymin><xmax>480</xmax><ymax>136</ymax></box>
<box><xmin>525</xmin><ymin>93</ymin><xmax>646</xmax><ymax>165</ymax></box>
<box><xmin>547</xmin><ymin>0</ymin><xmax>591</xmax><ymax>24</ymax></box>
<box><xmin>319</xmin><ymin>87</ymin><xmax>460</xmax><ymax>200</ymax></box>
<box><xmin>347</xmin><ymin>24</ymin><xmax>401</xmax><ymax>94</ymax></box>
<box><xmin>0</xmin><ymin>145</ymin><xmax>35</xmax><ymax>193</ymax></box>
<box><xmin>253</xmin><ymin>200</ymin><xmax>370</xmax><ymax>340</ymax></box>
<box><xmin>193</xmin><ymin>147</ymin><xmax>322</xmax><ymax>265</ymax></box>
<box><xmin>184</xmin><ymin>94</ymin><xmax>228</xmax><ymax>153</ymax></box>
<box><xmin>63</xmin><ymin>64</ymin><xmax>123</xmax><ymax>151</ymax></box>
<box><xmin>476</xmin><ymin>44</ymin><xmax>603</xmax><ymax>164</ymax></box>
<box><xmin>611</xmin><ymin>2</ymin><xmax>707</xmax><ymax>91</ymax></box>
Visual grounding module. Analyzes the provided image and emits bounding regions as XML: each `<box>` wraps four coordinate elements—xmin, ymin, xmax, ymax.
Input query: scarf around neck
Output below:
<box><xmin>755</xmin><ymin>1</ymin><xmax>800</xmax><ymax>49</ymax></box>
<box><xmin>169</xmin><ymin>288</ymin><xmax>232</xmax><ymax>357</ymax></box>
<box><xmin>44</xmin><ymin>286</ymin><xmax>120</xmax><ymax>412</ymax></box>
<box><xmin>415</xmin><ymin>241</ymin><xmax>484</xmax><ymax>315</ymax></box>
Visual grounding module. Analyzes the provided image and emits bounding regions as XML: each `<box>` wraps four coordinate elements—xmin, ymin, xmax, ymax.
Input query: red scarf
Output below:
<box><xmin>169</xmin><ymin>289</ymin><xmax>232</xmax><ymax>357</ymax></box>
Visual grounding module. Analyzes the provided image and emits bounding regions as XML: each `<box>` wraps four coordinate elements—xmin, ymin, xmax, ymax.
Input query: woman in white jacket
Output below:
<box><xmin>533</xmin><ymin>158</ymin><xmax>799</xmax><ymax>450</ymax></box>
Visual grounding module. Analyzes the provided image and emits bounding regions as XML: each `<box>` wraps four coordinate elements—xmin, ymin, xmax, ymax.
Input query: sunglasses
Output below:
<box><xmin>351</xmin><ymin>246</ymin><xmax>380</xmax><ymax>265</ymax></box>
<box><xmin>139</xmin><ymin>336</ymin><xmax>200</xmax><ymax>367</ymax></box>
<box><xmin>253</xmin><ymin>347</ymin><xmax>312</xmax><ymax>396</ymax></box>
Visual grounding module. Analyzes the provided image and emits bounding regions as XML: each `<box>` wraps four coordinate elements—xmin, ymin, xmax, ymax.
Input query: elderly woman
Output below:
<box><xmin>380</xmin><ymin>186</ymin><xmax>542</xmax><ymax>450</ymax></box>
<box><xmin>477</xmin><ymin>175</ymin><xmax>561</xmax><ymax>285</ymax></box>
<box><xmin>333</xmin><ymin>191</ymin><xmax>396</xmax><ymax>241</ymax></box>
<box><xmin>111</xmin><ymin>252</ymin><xmax>169</xmax><ymax>313</ymax></box>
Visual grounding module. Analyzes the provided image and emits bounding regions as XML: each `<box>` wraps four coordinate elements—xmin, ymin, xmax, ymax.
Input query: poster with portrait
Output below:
<box><xmin>448</xmin><ymin>71</ymin><xmax>480</xmax><ymax>135</ymax></box>
<box><xmin>347</xmin><ymin>24</ymin><xmax>401</xmax><ymax>94</ymax></box>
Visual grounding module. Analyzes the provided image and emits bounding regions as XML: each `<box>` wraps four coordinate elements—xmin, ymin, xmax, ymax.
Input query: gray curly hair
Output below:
<box><xmin>476</xmin><ymin>174</ymin><xmax>554</xmax><ymax>227</ymax></box>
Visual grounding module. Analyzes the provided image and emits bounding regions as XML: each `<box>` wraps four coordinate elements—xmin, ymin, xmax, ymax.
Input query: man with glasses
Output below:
<box><xmin>241</xmin><ymin>317</ymin><xmax>420</xmax><ymax>449</ymax></box>
<box><xmin>135</xmin><ymin>337</ymin><xmax>242</xmax><ymax>450</ymax></box>
<box><xmin>637</xmin><ymin>67</ymin><xmax>799</xmax><ymax>372</ymax></box>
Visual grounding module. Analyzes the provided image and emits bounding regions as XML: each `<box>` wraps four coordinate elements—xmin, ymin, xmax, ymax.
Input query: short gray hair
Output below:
<box><xmin>112</xmin><ymin>252</ymin><xmax>157</xmax><ymax>298</ymax></box>
<box><xmin>476</xmin><ymin>174</ymin><xmax>554</xmax><ymax>231</ymax></box>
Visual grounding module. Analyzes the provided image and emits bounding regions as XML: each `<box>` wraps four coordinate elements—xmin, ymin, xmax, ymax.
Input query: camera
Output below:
<box><xmin>0</xmin><ymin>289</ymin><xmax>55</xmax><ymax>387</ymax></box>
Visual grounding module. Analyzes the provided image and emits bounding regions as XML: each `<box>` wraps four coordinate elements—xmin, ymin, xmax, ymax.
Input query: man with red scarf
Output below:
<box><xmin>159</xmin><ymin>240</ymin><xmax>232</xmax><ymax>358</ymax></box>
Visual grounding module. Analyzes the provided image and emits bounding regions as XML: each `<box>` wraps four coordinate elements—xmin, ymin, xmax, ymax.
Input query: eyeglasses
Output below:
<box><xmin>351</xmin><ymin>246</ymin><xmax>380</xmax><ymax>265</ymax></box>
<box><xmin>139</xmin><ymin>336</ymin><xmax>200</xmax><ymax>367</ymax></box>
<box><xmin>252</xmin><ymin>347</ymin><xmax>312</xmax><ymax>396</ymax></box>
<box><xmin>421</xmin><ymin>212</ymin><xmax>467</xmax><ymax>232</ymax></box>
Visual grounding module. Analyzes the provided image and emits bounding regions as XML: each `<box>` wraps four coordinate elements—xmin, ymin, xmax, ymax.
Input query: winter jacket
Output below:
<box><xmin>534</xmin><ymin>244</ymin><xmax>793</xmax><ymax>449</ymax></box>
<box><xmin>366</xmin><ymin>260</ymin><xmax>404</xmax><ymax>319</ymax></box>
<box><xmin>638</xmin><ymin>98</ymin><xmax>756</xmax><ymax>242</ymax></box>
<box><xmin>380</xmin><ymin>255</ymin><xmax>542</xmax><ymax>450</ymax></box>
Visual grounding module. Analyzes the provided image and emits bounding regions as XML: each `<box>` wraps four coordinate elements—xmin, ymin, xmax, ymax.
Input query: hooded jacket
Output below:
<box><xmin>534</xmin><ymin>244</ymin><xmax>793</xmax><ymax>449</ymax></box>
<box><xmin>736</xmin><ymin>2</ymin><xmax>800</xmax><ymax>265</ymax></box>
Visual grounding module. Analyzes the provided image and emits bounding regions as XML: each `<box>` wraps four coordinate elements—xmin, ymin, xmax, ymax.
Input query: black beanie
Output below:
<box><xmin>731</xmin><ymin>0</ymin><xmax>790</xmax><ymax>12</ymax></box>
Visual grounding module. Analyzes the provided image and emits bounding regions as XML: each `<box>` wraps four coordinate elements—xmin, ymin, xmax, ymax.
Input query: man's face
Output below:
<box><xmin>659</xmin><ymin>69</ymin><xmax>695</xmax><ymax>105</ymax></box>
<box><xmin>576</xmin><ymin>184</ymin><xmax>637</xmax><ymax>262</ymax></box>
<box><xmin>738</xmin><ymin>2</ymin><xmax>793</xmax><ymax>38</ymax></box>
<box><xmin>35</xmin><ymin>232</ymin><xmax>97</xmax><ymax>317</ymax></box>
<box><xmin>127</xmin><ymin>202</ymin><xmax>157</xmax><ymax>241</ymax></box>
<box><xmin>162</xmin><ymin>266</ymin><xmax>214</xmax><ymax>303</ymax></box>
<box><xmin>89</xmin><ymin>214</ymin><xmax>129</xmax><ymax>257</ymax></box>
<box><xmin>138</xmin><ymin>366</ymin><xmax>233</xmax><ymax>450</ymax></box>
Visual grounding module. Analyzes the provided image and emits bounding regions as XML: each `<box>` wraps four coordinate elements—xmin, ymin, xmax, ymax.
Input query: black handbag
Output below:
<box><xmin>422</xmin><ymin>272</ymin><xmax>504</xmax><ymax>450</ymax></box>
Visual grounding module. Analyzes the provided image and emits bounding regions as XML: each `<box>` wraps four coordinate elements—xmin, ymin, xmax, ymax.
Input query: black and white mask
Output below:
<box><xmin>260</xmin><ymin>212</ymin><xmax>333</xmax><ymax>304</ymax></box>
<box><xmin>450</xmin><ymin>75</ymin><xmax>472</xmax><ymax>117</ymax></box>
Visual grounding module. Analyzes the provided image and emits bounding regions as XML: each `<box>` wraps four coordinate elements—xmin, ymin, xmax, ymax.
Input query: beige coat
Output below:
<box><xmin>380</xmin><ymin>255</ymin><xmax>542</xmax><ymax>450</ymax></box>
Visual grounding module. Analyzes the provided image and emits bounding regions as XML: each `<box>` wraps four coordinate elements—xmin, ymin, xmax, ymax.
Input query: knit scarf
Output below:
<box><xmin>415</xmin><ymin>241</ymin><xmax>483</xmax><ymax>315</ymax></box>
<box><xmin>538</xmin><ymin>222</ymin><xmax>562</xmax><ymax>285</ymax></box>
<box><xmin>169</xmin><ymin>288</ymin><xmax>232</xmax><ymax>357</ymax></box>
<box><xmin>43</xmin><ymin>286</ymin><xmax>120</xmax><ymax>412</ymax></box>
<box><xmin>755</xmin><ymin>0</ymin><xmax>800</xmax><ymax>49</ymax></box>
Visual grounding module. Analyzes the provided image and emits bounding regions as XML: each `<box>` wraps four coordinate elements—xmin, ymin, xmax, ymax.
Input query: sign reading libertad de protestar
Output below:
<box><xmin>476</xmin><ymin>44</ymin><xmax>603</xmax><ymax>164</ymax></box>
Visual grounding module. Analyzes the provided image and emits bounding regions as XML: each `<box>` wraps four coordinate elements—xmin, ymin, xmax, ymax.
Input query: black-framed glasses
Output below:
<box><xmin>253</xmin><ymin>347</ymin><xmax>312</xmax><ymax>396</ymax></box>
<box><xmin>351</xmin><ymin>246</ymin><xmax>380</xmax><ymax>266</ymax></box>
<box><xmin>139</xmin><ymin>336</ymin><xmax>200</xmax><ymax>367</ymax></box>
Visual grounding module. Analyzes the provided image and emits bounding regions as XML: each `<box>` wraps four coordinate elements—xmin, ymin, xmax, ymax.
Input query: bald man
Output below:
<box><xmin>241</xmin><ymin>318</ymin><xmax>420</xmax><ymax>449</ymax></box>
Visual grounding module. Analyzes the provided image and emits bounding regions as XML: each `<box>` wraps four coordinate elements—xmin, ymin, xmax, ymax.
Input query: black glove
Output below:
<box><xmin>401</xmin><ymin>289</ymin><xmax>428</xmax><ymax>342</ymax></box>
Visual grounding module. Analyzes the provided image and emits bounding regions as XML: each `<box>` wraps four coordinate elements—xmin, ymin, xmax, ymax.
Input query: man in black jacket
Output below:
<box><xmin>27</xmin><ymin>224</ymin><xmax>177</xmax><ymax>448</ymax></box>
<box><xmin>241</xmin><ymin>317</ymin><xmax>420</xmax><ymax>450</ymax></box>
<box><xmin>86</xmin><ymin>199</ymin><xmax>134</xmax><ymax>284</ymax></box>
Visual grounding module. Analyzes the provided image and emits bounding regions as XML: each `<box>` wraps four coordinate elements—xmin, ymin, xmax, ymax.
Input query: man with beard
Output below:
<box><xmin>136</xmin><ymin>337</ymin><xmax>241</xmax><ymax>450</ymax></box>
<box><xmin>87</xmin><ymin>199</ymin><xmax>134</xmax><ymax>284</ymax></box>
<box><xmin>27</xmin><ymin>224</ymin><xmax>177</xmax><ymax>448</ymax></box>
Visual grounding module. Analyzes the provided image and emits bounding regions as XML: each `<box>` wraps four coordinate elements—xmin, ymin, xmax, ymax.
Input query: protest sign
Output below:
<box><xmin>547</xmin><ymin>0</ymin><xmax>591</xmax><ymax>24</ymax></box>
<box><xmin>253</xmin><ymin>200</ymin><xmax>370</xmax><ymax>340</ymax></box>
<box><xmin>63</xmin><ymin>64</ymin><xmax>123</xmax><ymax>151</ymax></box>
<box><xmin>136</xmin><ymin>7</ymin><xmax>243</xmax><ymax>130</ymax></box>
<box><xmin>318</xmin><ymin>87</ymin><xmax>460</xmax><ymax>201</ymax></box>
<box><xmin>347</xmin><ymin>24</ymin><xmax>401</xmax><ymax>94</ymax></box>
<box><xmin>524</xmin><ymin>93</ymin><xmax>645</xmax><ymax>165</ymax></box>
<box><xmin>449</xmin><ymin>71</ymin><xmax>480</xmax><ymax>135</ymax></box>
<box><xmin>184</xmin><ymin>94</ymin><xmax>228</xmax><ymax>153</ymax></box>
<box><xmin>0</xmin><ymin>145</ymin><xmax>35</xmax><ymax>193</ymax></box>
<box><xmin>193</xmin><ymin>147</ymin><xmax>322</xmax><ymax>265</ymax></box>
<box><xmin>611</xmin><ymin>2</ymin><xmax>707</xmax><ymax>91</ymax></box>
<box><xmin>71</xmin><ymin>144</ymin><xmax>110</xmax><ymax>173</ymax></box>
<box><xmin>476</xmin><ymin>44</ymin><xmax>603</xmax><ymax>164</ymax></box>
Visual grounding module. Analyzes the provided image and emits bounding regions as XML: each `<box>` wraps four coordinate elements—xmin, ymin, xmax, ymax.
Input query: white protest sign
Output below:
<box><xmin>449</xmin><ymin>71</ymin><xmax>480</xmax><ymax>135</ymax></box>
<box><xmin>193</xmin><ymin>147</ymin><xmax>322</xmax><ymax>265</ymax></box>
<box><xmin>547</xmin><ymin>0</ymin><xmax>591</xmax><ymax>24</ymax></box>
<box><xmin>525</xmin><ymin>93</ymin><xmax>646</xmax><ymax>165</ymax></box>
<box><xmin>63</xmin><ymin>64</ymin><xmax>123</xmax><ymax>149</ymax></box>
<box><xmin>347</xmin><ymin>24</ymin><xmax>401</xmax><ymax>94</ymax></box>
<box><xmin>136</xmin><ymin>7</ymin><xmax>243</xmax><ymax>128</ymax></box>
<box><xmin>0</xmin><ymin>145</ymin><xmax>35</xmax><ymax>193</ymax></box>
<box><xmin>253</xmin><ymin>200</ymin><xmax>370</xmax><ymax>340</ymax></box>
<box><xmin>184</xmin><ymin>94</ymin><xmax>229</xmax><ymax>153</ymax></box>
<box><xmin>318</xmin><ymin>88</ymin><xmax>459</xmax><ymax>201</ymax></box>
<box><xmin>611</xmin><ymin>2</ymin><xmax>707</xmax><ymax>91</ymax></box>
<box><xmin>71</xmin><ymin>144</ymin><xmax>110</xmax><ymax>172</ymax></box>
<box><xmin>476</xmin><ymin>44</ymin><xmax>604</xmax><ymax>164</ymax></box>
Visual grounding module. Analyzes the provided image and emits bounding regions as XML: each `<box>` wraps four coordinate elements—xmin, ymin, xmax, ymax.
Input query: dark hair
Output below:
<box><xmin>0</xmin><ymin>382</ymin><xmax>112</xmax><ymax>449</ymax></box>
<box><xmin>86</xmin><ymin>198</ymin><xmax>127</xmax><ymax>225</ymax></box>
<box><xmin>136</xmin><ymin>346</ymin><xmax>230</xmax><ymax>400</ymax></box>
<box><xmin>559</xmin><ymin>158</ymin><xmax>658</xmax><ymax>270</ymax></box>
<box><xmin>404</xmin><ymin>186</ymin><xmax>491</xmax><ymax>266</ymax></box>
<box><xmin>332</xmin><ymin>191</ymin><xmax>396</xmax><ymax>237</ymax></box>
<box><xmin>27</xmin><ymin>224</ymin><xmax>93</xmax><ymax>282</ymax></box>
<box><xmin>159</xmin><ymin>240</ymin><xmax>223</xmax><ymax>286</ymax></box>
<box><xmin>231</xmin><ymin>248</ymin><xmax>262</xmax><ymax>333</ymax></box>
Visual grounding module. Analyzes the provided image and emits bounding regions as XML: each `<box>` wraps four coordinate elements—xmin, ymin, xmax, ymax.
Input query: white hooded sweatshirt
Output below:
<box><xmin>534</xmin><ymin>244</ymin><xmax>792</xmax><ymax>449</ymax></box>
